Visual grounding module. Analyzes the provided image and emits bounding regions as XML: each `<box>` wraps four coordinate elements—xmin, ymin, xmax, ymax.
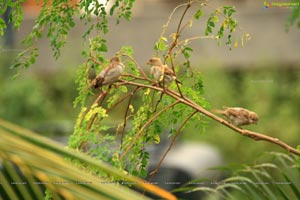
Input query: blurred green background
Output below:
<box><xmin>0</xmin><ymin>0</ymin><xmax>299</xmax><ymax>166</ymax></box>
<box><xmin>185</xmin><ymin>63</ymin><xmax>300</xmax><ymax>164</ymax></box>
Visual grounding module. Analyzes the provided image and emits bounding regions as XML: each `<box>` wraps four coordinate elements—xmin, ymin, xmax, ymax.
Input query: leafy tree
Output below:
<box><xmin>1</xmin><ymin>0</ymin><xmax>300</xmax><ymax>199</ymax></box>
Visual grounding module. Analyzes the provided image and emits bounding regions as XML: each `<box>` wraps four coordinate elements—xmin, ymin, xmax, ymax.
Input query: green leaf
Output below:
<box><xmin>205</xmin><ymin>26</ymin><xmax>212</xmax><ymax>35</ymax></box>
<box><xmin>29</xmin><ymin>56</ymin><xmax>36</xmax><ymax>64</ymax></box>
<box><xmin>156</xmin><ymin>41</ymin><xmax>167</xmax><ymax>51</ymax></box>
<box><xmin>99</xmin><ymin>43</ymin><xmax>108</xmax><ymax>52</ymax></box>
<box><xmin>120</xmin><ymin>85</ymin><xmax>128</xmax><ymax>93</ymax></box>
<box><xmin>194</xmin><ymin>9</ymin><xmax>203</xmax><ymax>19</ymax></box>
<box><xmin>282</xmin><ymin>173</ymin><xmax>300</xmax><ymax>198</ymax></box>
<box><xmin>212</xmin><ymin>15</ymin><xmax>219</xmax><ymax>23</ymax></box>
<box><xmin>0</xmin><ymin>18</ymin><xmax>7</xmax><ymax>36</ymax></box>
<box><xmin>121</xmin><ymin>46</ymin><xmax>134</xmax><ymax>56</ymax></box>
<box><xmin>69</xmin><ymin>20</ymin><xmax>75</xmax><ymax>27</ymax></box>
<box><xmin>223</xmin><ymin>5</ymin><xmax>234</xmax><ymax>9</ymax></box>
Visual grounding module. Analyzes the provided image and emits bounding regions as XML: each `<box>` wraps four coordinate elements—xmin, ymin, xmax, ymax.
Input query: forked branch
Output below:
<box><xmin>148</xmin><ymin>110</ymin><xmax>198</xmax><ymax>181</ymax></box>
<box><xmin>120</xmin><ymin>100</ymin><xmax>181</xmax><ymax>160</ymax></box>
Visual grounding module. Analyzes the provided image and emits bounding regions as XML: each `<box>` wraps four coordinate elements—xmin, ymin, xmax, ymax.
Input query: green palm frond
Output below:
<box><xmin>0</xmin><ymin>119</ymin><xmax>176</xmax><ymax>200</ymax></box>
<box><xmin>177</xmin><ymin>152</ymin><xmax>300</xmax><ymax>200</ymax></box>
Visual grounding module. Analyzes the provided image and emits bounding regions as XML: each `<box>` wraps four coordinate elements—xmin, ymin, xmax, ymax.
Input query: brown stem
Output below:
<box><xmin>176</xmin><ymin>1</ymin><xmax>191</xmax><ymax>35</ymax></box>
<box><xmin>148</xmin><ymin>110</ymin><xmax>198</xmax><ymax>181</ymax></box>
<box><xmin>121</xmin><ymin>73</ymin><xmax>155</xmax><ymax>84</ymax></box>
<box><xmin>87</xmin><ymin>90</ymin><xmax>109</xmax><ymax>131</ymax></box>
<box><xmin>120</xmin><ymin>100</ymin><xmax>181</xmax><ymax>160</ymax></box>
<box><xmin>106</xmin><ymin>87</ymin><xmax>143</xmax><ymax>114</ymax></box>
<box><xmin>153</xmin><ymin>92</ymin><xmax>164</xmax><ymax>113</ymax></box>
<box><xmin>120</xmin><ymin>87</ymin><xmax>140</xmax><ymax>150</ymax></box>
<box><xmin>88</xmin><ymin>55</ymin><xmax>103</xmax><ymax>66</ymax></box>
<box><xmin>78</xmin><ymin>90</ymin><xmax>109</xmax><ymax>151</ymax></box>
<box><xmin>120</xmin><ymin>80</ymin><xmax>300</xmax><ymax>156</ymax></box>
<box><xmin>166</xmin><ymin>2</ymin><xmax>192</xmax><ymax>65</ymax></box>
<box><xmin>169</xmin><ymin>56</ymin><xmax>184</xmax><ymax>97</ymax></box>
<box><xmin>162</xmin><ymin>1</ymin><xmax>192</xmax><ymax>89</ymax></box>
<box><xmin>161</xmin><ymin>2</ymin><xmax>190</xmax><ymax>99</ymax></box>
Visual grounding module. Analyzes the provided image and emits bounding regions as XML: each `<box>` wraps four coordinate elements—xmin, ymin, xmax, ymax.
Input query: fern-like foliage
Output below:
<box><xmin>0</xmin><ymin>119</ymin><xmax>176</xmax><ymax>200</ymax></box>
<box><xmin>174</xmin><ymin>152</ymin><xmax>300</xmax><ymax>200</ymax></box>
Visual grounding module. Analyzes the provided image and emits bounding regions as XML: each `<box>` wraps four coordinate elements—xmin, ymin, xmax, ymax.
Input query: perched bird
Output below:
<box><xmin>213</xmin><ymin>107</ymin><xmax>259</xmax><ymax>127</ymax></box>
<box><xmin>146</xmin><ymin>57</ymin><xmax>179</xmax><ymax>86</ymax></box>
<box><xmin>89</xmin><ymin>56</ymin><xmax>124</xmax><ymax>89</ymax></box>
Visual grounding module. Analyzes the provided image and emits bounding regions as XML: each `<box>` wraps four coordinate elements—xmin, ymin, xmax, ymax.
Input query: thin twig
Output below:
<box><xmin>148</xmin><ymin>110</ymin><xmax>198</xmax><ymax>181</ymax></box>
<box><xmin>78</xmin><ymin>90</ymin><xmax>109</xmax><ymax>151</ymax></box>
<box><xmin>158</xmin><ymin>2</ymin><xmax>191</xmax><ymax>43</ymax></box>
<box><xmin>162</xmin><ymin>2</ymin><xmax>192</xmax><ymax>98</ymax></box>
<box><xmin>106</xmin><ymin>87</ymin><xmax>143</xmax><ymax>113</ymax></box>
<box><xmin>120</xmin><ymin>100</ymin><xmax>181</xmax><ymax>160</ymax></box>
<box><xmin>88</xmin><ymin>55</ymin><xmax>103</xmax><ymax>66</ymax></box>
<box><xmin>120</xmin><ymin>87</ymin><xmax>140</xmax><ymax>150</ymax></box>
<box><xmin>153</xmin><ymin>92</ymin><xmax>164</xmax><ymax>113</ymax></box>
<box><xmin>87</xmin><ymin>90</ymin><xmax>109</xmax><ymax>130</ymax></box>
<box><xmin>177</xmin><ymin>35</ymin><xmax>219</xmax><ymax>46</ymax></box>
<box><xmin>166</xmin><ymin>1</ymin><xmax>192</xmax><ymax>66</ymax></box>
<box><xmin>121</xmin><ymin>73</ymin><xmax>154</xmax><ymax>83</ymax></box>
<box><xmin>176</xmin><ymin>1</ymin><xmax>191</xmax><ymax>36</ymax></box>
<box><xmin>169</xmin><ymin>56</ymin><xmax>184</xmax><ymax>97</ymax></box>
<box><xmin>121</xmin><ymin>53</ymin><xmax>150</xmax><ymax>80</ymax></box>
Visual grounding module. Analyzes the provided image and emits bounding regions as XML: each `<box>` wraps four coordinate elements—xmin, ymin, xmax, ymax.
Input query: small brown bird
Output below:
<box><xmin>89</xmin><ymin>56</ymin><xmax>124</xmax><ymax>89</ymax></box>
<box><xmin>213</xmin><ymin>107</ymin><xmax>259</xmax><ymax>126</ymax></box>
<box><xmin>146</xmin><ymin>57</ymin><xmax>179</xmax><ymax>87</ymax></box>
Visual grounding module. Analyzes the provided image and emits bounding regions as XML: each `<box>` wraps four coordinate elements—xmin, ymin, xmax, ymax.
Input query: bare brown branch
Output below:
<box><xmin>120</xmin><ymin>87</ymin><xmax>140</xmax><ymax>150</ymax></box>
<box><xmin>165</xmin><ymin>1</ymin><xmax>191</xmax><ymax>67</ymax></box>
<box><xmin>119</xmin><ymin>80</ymin><xmax>300</xmax><ymax>156</ymax></box>
<box><xmin>153</xmin><ymin>92</ymin><xmax>164</xmax><ymax>113</ymax></box>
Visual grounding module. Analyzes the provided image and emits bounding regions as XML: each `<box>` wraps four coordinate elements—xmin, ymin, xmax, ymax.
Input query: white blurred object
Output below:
<box><xmin>156</xmin><ymin>142</ymin><xmax>223</xmax><ymax>179</ymax></box>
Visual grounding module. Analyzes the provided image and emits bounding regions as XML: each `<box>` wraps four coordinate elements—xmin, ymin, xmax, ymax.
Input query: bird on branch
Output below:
<box><xmin>213</xmin><ymin>107</ymin><xmax>259</xmax><ymax>127</ymax></box>
<box><xmin>88</xmin><ymin>56</ymin><xmax>125</xmax><ymax>90</ymax></box>
<box><xmin>146</xmin><ymin>57</ymin><xmax>181</xmax><ymax>87</ymax></box>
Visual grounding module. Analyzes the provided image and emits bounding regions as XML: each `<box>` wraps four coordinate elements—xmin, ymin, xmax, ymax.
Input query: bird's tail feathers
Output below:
<box><xmin>212</xmin><ymin>109</ymin><xmax>225</xmax><ymax>115</ymax></box>
<box><xmin>174</xmin><ymin>77</ymin><xmax>182</xmax><ymax>85</ymax></box>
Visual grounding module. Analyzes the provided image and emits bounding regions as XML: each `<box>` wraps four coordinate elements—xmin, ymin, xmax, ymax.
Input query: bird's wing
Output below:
<box><xmin>226</xmin><ymin>108</ymin><xmax>240</xmax><ymax>118</ymax></box>
<box><xmin>150</xmin><ymin>65</ymin><xmax>163</xmax><ymax>78</ymax></box>
<box><xmin>150</xmin><ymin>66</ymin><xmax>155</xmax><ymax>75</ymax></box>
<box><xmin>163</xmin><ymin>65</ymin><xmax>182</xmax><ymax>84</ymax></box>
<box><xmin>105</xmin><ymin>64</ymin><xmax>122</xmax><ymax>77</ymax></box>
<box><xmin>99</xmin><ymin>62</ymin><xmax>114</xmax><ymax>78</ymax></box>
<box><xmin>163</xmin><ymin>65</ymin><xmax>175</xmax><ymax>76</ymax></box>
<box><xmin>94</xmin><ymin>63</ymin><xmax>112</xmax><ymax>88</ymax></box>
